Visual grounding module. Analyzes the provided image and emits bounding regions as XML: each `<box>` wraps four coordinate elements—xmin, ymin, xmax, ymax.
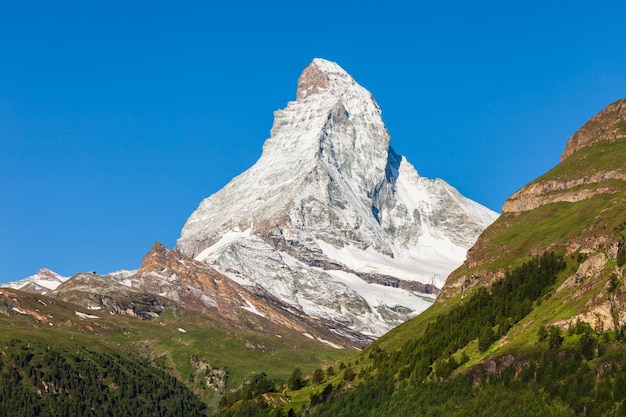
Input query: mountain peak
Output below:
<box><xmin>296</xmin><ymin>58</ymin><xmax>351</xmax><ymax>100</ymax></box>
<box><xmin>177</xmin><ymin>59</ymin><xmax>497</xmax><ymax>337</ymax></box>
<box><xmin>561</xmin><ymin>98</ymin><xmax>626</xmax><ymax>161</ymax></box>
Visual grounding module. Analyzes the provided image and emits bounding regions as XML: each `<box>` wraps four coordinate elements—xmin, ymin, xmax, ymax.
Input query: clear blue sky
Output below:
<box><xmin>2</xmin><ymin>1</ymin><xmax>625</xmax><ymax>282</ymax></box>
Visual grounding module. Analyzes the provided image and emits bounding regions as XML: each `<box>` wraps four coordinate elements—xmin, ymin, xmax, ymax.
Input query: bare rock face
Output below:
<box><xmin>561</xmin><ymin>98</ymin><xmax>626</xmax><ymax>161</ymax></box>
<box><xmin>502</xmin><ymin>171</ymin><xmax>626</xmax><ymax>213</ymax></box>
<box><xmin>296</xmin><ymin>61</ymin><xmax>331</xmax><ymax>100</ymax></box>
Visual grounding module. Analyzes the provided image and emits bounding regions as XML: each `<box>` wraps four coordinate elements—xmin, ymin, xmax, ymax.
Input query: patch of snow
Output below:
<box><xmin>302</xmin><ymin>332</ymin><xmax>315</xmax><ymax>339</ymax></box>
<box><xmin>178</xmin><ymin>328</ymin><xmax>187</xmax><ymax>333</ymax></box>
<box><xmin>240</xmin><ymin>295</ymin><xmax>267</xmax><ymax>318</ymax></box>
<box><xmin>315</xmin><ymin>337</ymin><xmax>344</xmax><ymax>349</ymax></box>
<box><xmin>325</xmin><ymin>269</ymin><xmax>433</xmax><ymax>312</ymax></box>
<box><xmin>315</xmin><ymin>238</ymin><xmax>461</xmax><ymax>286</ymax></box>
<box><xmin>195</xmin><ymin>228</ymin><xmax>252</xmax><ymax>262</ymax></box>
<box><xmin>75</xmin><ymin>311</ymin><xmax>99</xmax><ymax>319</ymax></box>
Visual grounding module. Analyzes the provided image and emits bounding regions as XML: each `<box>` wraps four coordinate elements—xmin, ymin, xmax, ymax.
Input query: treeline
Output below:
<box><xmin>387</xmin><ymin>251</ymin><xmax>566</xmax><ymax>382</ymax></box>
<box><xmin>0</xmin><ymin>339</ymin><xmax>207</xmax><ymax>417</ymax></box>
<box><xmin>311</xmin><ymin>323</ymin><xmax>626</xmax><ymax>416</ymax></box>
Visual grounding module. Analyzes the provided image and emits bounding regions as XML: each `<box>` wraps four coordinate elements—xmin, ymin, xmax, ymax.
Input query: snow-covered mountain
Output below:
<box><xmin>177</xmin><ymin>58</ymin><xmax>498</xmax><ymax>337</ymax></box>
<box><xmin>3</xmin><ymin>268</ymin><xmax>68</xmax><ymax>295</ymax></box>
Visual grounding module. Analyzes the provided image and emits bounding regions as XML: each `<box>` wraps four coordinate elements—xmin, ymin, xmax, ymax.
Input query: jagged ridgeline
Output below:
<box><xmin>213</xmin><ymin>98</ymin><xmax>626</xmax><ymax>416</ymax></box>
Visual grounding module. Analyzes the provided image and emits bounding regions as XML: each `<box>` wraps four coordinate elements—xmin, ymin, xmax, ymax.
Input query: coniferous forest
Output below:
<box><xmin>0</xmin><ymin>340</ymin><xmax>207</xmax><ymax>417</ymax></box>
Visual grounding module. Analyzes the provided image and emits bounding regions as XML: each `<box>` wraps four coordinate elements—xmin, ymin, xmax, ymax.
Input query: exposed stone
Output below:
<box><xmin>502</xmin><ymin>171</ymin><xmax>625</xmax><ymax>213</ymax></box>
<box><xmin>561</xmin><ymin>98</ymin><xmax>626</xmax><ymax>161</ymax></box>
<box><xmin>296</xmin><ymin>59</ymin><xmax>331</xmax><ymax>100</ymax></box>
<box><xmin>558</xmin><ymin>253</ymin><xmax>608</xmax><ymax>293</ymax></box>
<box><xmin>470</xmin><ymin>354</ymin><xmax>516</xmax><ymax>381</ymax></box>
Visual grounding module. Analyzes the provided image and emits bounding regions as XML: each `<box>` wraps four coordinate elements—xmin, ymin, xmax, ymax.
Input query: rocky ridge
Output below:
<box><xmin>55</xmin><ymin>243</ymin><xmax>370</xmax><ymax>349</ymax></box>
<box><xmin>503</xmin><ymin>98</ymin><xmax>626</xmax><ymax>214</ymax></box>
<box><xmin>561</xmin><ymin>98</ymin><xmax>626</xmax><ymax>161</ymax></box>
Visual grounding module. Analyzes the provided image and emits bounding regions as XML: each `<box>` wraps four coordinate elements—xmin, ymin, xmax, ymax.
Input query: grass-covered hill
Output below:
<box><xmin>212</xmin><ymin>99</ymin><xmax>626</xmax><ymax>416</ymax></box>
<box><xmin>0</xmin><ymin>285</ymin><xmax>351</xmax><ymax>416</ymax></box>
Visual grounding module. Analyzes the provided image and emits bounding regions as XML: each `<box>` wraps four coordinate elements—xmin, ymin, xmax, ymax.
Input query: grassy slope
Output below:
<box><xmin>0</xmin><ymin>288</ymin><xmax>351</xmax><ymax>409</ymax></box>
<box><xmin>450</xmin><ymin>138</ymin><xmax>626</xmax><ymax>278</ymax></box>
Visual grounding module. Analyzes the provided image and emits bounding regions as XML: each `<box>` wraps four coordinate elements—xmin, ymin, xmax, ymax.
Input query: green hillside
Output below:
<box><xmin>0</xmin><ymin>287</ymin><xmax>351</xmax><ymax>415</ymax></box>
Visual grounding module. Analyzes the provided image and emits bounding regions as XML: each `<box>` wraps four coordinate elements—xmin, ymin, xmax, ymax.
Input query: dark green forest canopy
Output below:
<box><xmin>0</xmin><ymin>340</ymin><xmax>207</xmax><ymax>417</ymax></box>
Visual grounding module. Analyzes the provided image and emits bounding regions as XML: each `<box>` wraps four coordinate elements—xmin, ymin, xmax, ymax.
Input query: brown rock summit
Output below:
<box><xmin>561</xmin><ymin>98</ymin><xmax>626</xmax><ymax>161</ymax></box>
<box><xmin>296</xmin><ymin>59</ymin><xmax>331</xmax><ymax>100</ymax></box>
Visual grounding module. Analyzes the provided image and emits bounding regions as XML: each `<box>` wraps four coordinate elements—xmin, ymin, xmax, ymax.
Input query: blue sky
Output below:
<box><xmin>2</xmin><ymin>1</ymin><xmax>625</xmax><ymax>282</ymax></box>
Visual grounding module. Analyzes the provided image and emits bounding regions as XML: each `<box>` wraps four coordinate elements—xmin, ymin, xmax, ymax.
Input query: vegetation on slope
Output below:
<box><xmin>0</xmin><ymin>339</ymin><xmax>207</xmax><ymax>417</ymax></box>
<box><xmin>210</xmin><ymin>252</ymin><xmax>626</xmax><ymax>416</ymax></box>
<box><xmin>444</xmin><ymin>137</ymin><xmax>626</xmax><ymax>296</ymax></box>
<box><xmin>0</xmin><ymin>287</ymin><xmax>351</xmax><ymax>414</ymax></box>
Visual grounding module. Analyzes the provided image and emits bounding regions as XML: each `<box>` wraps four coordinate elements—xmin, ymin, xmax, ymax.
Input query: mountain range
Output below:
<box><xmin>6</xmin><ymin>58</ymin><xmax>496</xmax><ymax>342</ymax></box>
<box><xmin>3</xmin><ymin>59</ymin><xmax>623</xmax><ymax>416</ymax></box>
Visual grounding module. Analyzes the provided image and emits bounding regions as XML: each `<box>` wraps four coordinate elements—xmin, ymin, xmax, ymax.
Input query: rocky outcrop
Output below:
<box><xmin>296</xmin><ymin>61</ymin><xmax>331</xmax><ymax>100</ymax></box>
<box><xmin>561</xmin><ymin>98</ymin><xmax>626</xmax><ymax>161</ymax></box>
<box><xmin>502</xmin><ymin>171</ymin><xmax>626</xmax><ymax>213</ymax></box>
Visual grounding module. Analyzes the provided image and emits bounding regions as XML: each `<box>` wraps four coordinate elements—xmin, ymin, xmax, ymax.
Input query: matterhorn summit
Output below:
<box><xmin>177</xmin><ymin>58</ymin><xmax>498</xmax><ymax>337</ymax></box>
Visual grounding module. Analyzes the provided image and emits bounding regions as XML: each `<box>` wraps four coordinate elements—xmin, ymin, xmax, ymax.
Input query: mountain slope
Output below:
<box><xmin>0</xmin><ymin>279</ymin><xmax>352</xmax><ymax>410</ymax></box>
<box><xmin>214</xmin><ymin>98</ymin><xmax>626</xmax><ymax>417</ymax></box>
<box><xmin>441</xmin><ymin>98</ymin><xmax>626</xmax><ymax>311</ymax></box>
<box><xmin>177</xmin><ymin>58</ymin><xmax>497</xmax><ymax>337</ymax></box>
